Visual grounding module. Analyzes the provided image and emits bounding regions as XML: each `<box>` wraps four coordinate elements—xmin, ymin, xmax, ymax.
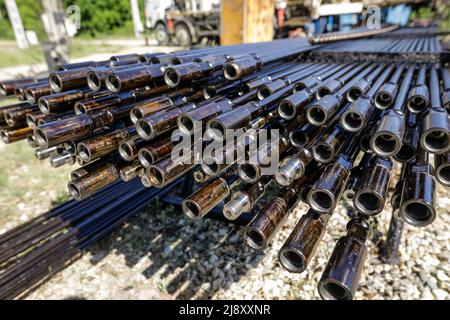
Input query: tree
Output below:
<box><xmin>0</xmin><ymin>0</ymin><xmax>146</xmax><ymax>39</ymax></box>
<box><xmin>0</xmin><ymin>0</ymin><xmax>45</xmax><ymax>40</ymax></box>
<box><xmin>62</xmin><ymin>0</ymin><xmax>145</xmax><ymax>36</ymax></box>
<box><xmin>0</xmin><ymin>0</ymin><xmax>15</xmax><ymax>39</ymax></box>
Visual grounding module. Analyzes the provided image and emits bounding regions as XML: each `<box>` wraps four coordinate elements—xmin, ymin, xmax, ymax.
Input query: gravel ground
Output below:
<box><xmin>0</xmin><ymin>139</ymin><xmax>449</xmax><ymax>300</ymax></box>
<box><xmin>19</xmin><ymin>184</ymin><xmax>449</xmax><ymax>300</ymax></box>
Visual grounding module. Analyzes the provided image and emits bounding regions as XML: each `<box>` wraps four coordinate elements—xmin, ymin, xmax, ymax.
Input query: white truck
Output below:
<box><xmin>144</xmin><ymin>0</ymin><xmax>220</xmax><ymax>46</ymax></box>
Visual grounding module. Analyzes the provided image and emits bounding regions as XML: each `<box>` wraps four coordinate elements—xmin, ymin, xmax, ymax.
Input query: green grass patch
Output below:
<box><xmin>69</xmin><ymin>41</ymin><xmax>122</xmax><ymax>59</ymax></box>
<box><xmin>74</xmin><ymin>25</ymin><xmax>136</xmax><ymax>41</ymax></box>
<box><xmin>51</xmin><ymin>191</ymin><xmax>71</xmax><ymax>207</ymax></box>
<box><xmin>0</xmin><ymin>141</ymin><xmax>71</xmax><ymax>225</ymax></box>
<box><xmin>0</xmin><ymin>166</ymin><xmax>7</xmax><ymax>188</ymax></box>
<box><xmin>0</xmin><ymin>97</ymin><xmax>17</xmax><ymax>107</ymax></box>
<box><xmin>0</xmin><ymin>44</ymin><xmax>45</xmax><ymax>68</ymax></box>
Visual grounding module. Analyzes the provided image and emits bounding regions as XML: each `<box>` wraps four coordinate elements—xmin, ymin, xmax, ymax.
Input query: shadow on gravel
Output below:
<box><xmin>63</xmin><ymin>296</ymin><xmax>87</xmax><ymax>300</ymax></box>
<box><xmin>85</xmin><ymin>198</ymin><xmax>265</xmax><ymax>299</ymax></box>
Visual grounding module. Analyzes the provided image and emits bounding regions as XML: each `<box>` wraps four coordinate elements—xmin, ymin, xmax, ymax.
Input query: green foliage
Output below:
<box><xmin>411</xmin><ymin>7</ymin><xmax>434</xmax><ymax>20</ymax></box>
<box><xmin>438</xmin><ymin>4</ymin><xmax>450</xmax><ymax>32</ymax></box>
<box><xmin>62</xmin><ymin>0</ymin><xmax>146</xmax><ymax>37</ymax></box>
<box><xmin>17</xmin><ymin>0</ymin><xmax>44</xmax><ymax>37</ymax></box>
<box><xmin>0</xmin><ymin>0</ymin><xmax>45</xmax><ymax>40</ymax></box>
<box><xmin>0</xmin><ymin>0</ymin><xmax>147</xmax><ymax>39</ymax></box>
<box><xmin>51</xmin><ymin>191</ymin><xmax>71</xmax><ymax>206</ymax></box>
<box><xmin>410</xmin><ymin>4</ymin><xmax>450</xmax><ymax>32</ymax></box>
<box><xmin>0</xmin><ymin>1</ymin><xmax>14</xmax><ymax>39</ymax></box>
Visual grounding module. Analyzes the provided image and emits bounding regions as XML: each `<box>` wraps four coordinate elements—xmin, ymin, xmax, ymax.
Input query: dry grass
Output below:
<box><xmin>0</xmin><ymin>40</ymin><xmax>122</xmax><ymax>68</ymax></box>
<box><xmin>0</xmin><ymin>95</ymin><xmax>71</xmax><ymax>223</ymax></box>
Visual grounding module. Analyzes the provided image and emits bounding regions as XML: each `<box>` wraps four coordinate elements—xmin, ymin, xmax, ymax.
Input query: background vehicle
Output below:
<box><xmin>145</xmin><ymin>0</ymin><xmax>220</xmax><ymax>46</ymax></box>
<box><xmin>274</xmin><ymin>0</ymin><xmax>430</xmax><ymax>38</ymax></box>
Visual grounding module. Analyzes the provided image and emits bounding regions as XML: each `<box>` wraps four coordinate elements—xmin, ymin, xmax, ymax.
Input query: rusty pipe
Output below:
<box><xmin>318</xmin><ymin>217</ymin><xmax>370</xmax><ymax>300</ymax></box>
<box><xmin>278</xmin><ymin>210</ymin><xmax>330</xmax><ymax>273</ymax></box>
<box><xmin>183</xmin><ymin>171</ymin><xmax>240</xmax><ymax>220</ymax></box>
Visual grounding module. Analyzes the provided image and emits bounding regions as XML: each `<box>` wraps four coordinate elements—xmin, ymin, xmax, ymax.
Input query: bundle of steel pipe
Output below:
<box><xmin>0</xmin><ymin>178</ymin><xmax>182</xmax><ymax>299</ymax></box>
<box><xmin>0</xmin><ymin>27</ymin><xmax>449</xmax><ymax>300</ymax></box>
<box><xmin>308</xmin><ymin>24</ymin><xmax>399</xmax><ymax>44</ymax></box>
<box><xmin>311</xmin><ymin>26</ymin><xmax>446</xmax><ymax>63</ymax></box>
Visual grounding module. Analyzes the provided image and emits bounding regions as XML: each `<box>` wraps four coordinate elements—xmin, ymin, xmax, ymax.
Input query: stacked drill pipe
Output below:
<box><xmin>0</xmin><ymin>178</ymin><xmax>182</xmax><ymax>299</ymax></box>
<box><xmin>179</xmin><ymin>61</ymin><xmax>448</xmax><ymax>300</ymax></box>
<box><xmin>308</xmin><ymin>24</ymin><xmax>399</xmax><ymax>44</ymax></box>
<box><xmin>311</xmin><ymin>26</ymin><xmax>446</xmax><ymax>63</ymax></box>
<box><xmin>0</xmin><ymin>27</ymin><xmax>449</xmax><ymax>300</ymax></box>
<box><xmin>0</xmin><ymin>44</ymin><xmax>305</xmax><ymax>198</ymax></box>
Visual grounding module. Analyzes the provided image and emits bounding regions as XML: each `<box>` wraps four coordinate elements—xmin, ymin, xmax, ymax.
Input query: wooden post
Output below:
<box><xmin>221</xmin><ymin>0</ymin><xmax>275</xmax><ymax>45</ymax></box>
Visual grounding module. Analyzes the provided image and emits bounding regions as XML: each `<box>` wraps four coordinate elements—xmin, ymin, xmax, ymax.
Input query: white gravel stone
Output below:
<box><xmin>420</xmin><ymin>288</ymin><xmax>434</xmax><ymax>300</ymax></box>
<box><xmin>436</xmin><ymin>270</ymin><xmax>449</xmax><ymax>282</ymax></box>
<box><xmin>432</xmin><ymin>289</ymin><xmax>448</xmax><ymax>300</ymax></box>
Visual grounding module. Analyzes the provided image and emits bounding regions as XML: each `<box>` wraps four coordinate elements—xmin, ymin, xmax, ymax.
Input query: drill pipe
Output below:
<box><xmin>440</xmin><ymin>67</ymin><xmax>450</xmax><ymax>112</ymax></box>
<box><xmin>137</xmin><ymin>136</ymin><xmax>174</xmax><ymax>168</ymax></box>
<box><xmin>118</xmin><ymin>136</ymin><xmax>153</xmax><ymax>161</ymax></box>
<box><xmin>38</xmin><ymin>89</ymin><xmax>95</xmax><ymax>114</ymax></box>
<box><xmin>77</xmin><ymin>126</ymin><xmax>136</xmax><ymax>162</ymax></box>
<box><xmin>318</xmin><ymin>217</ymin><xmax>370</xmax><ymax>300</ymax></box>
<box><xmin>394</xmin><ymin>112</ymin><xmax>420</xmax><ymax>162</ymax></box>
<box><xmin>206</xmin><ymin>86</ymin><xmax>294</xmax><ymax>138</ymax></box>
<box><xmin>3</xmin><ymin>104</ymin><xmax>40</xmax><ymax>128</ymax></box>
<box><xmin>223</xmin><ymin>175</ymin><xmax>272</xmax><ymax>220</ymax></box>
<box><xmin>434</xmin><ymin>151</ymin><xmax>450</xmax><ymax>187</ymax></box>
<box><xmin>145</xmin><ymin>155</ymin><xmax>195</xmax><ymax>188</ymax></box>
<box><xmin>119</xmin><ymin>160</ymin><xmax>144</xmax><ymax>182</ymax></box>
<box><xmin>243</xmin><ymin>175</ymin><xmax>304</xmax><ymax>250</ymax></box>
<box><xmin>346</xmin><ymin>64</ymin><xmax>386</xmax><ymax>103</ymax></box>
<box><xmin>306</xmin><ymin>63</ymin><xmax>377</xmax><ymax>126</ymax></box>
<box><xmin>420</xmin><ymin>65</ymin><xmax>450</xmax><ymax>154</ymax></box>
<box><xmin>341</xmin><ymin>64</ymin><xmax>395</xmax><ymax>132</ymax></box>
<box><xmin>277</xmin><ymin>106</ymin><xmax>349</xmax><ymax>185</ymax></box>
<box><xmin>237</xmin><ymin>128</ymin><xmax>293</xmax><ymax>184</ymax></box>
<box><xmin>183</xmin><ymin>170</ymin><xmax>240</xmax><ymax>220</ymax></box>
<box><xmin>256</xmin><ymin>63</ymin><xmax>332</xmax><ymax>100</ymax></box>
<box><xmin>370</xmin><ymin>65</ymin><xmax>415</xmax><ymax>157</ymax></box>
<box><xmin>277</xmin><ymin>63</ymin><xmax>355</xmax><ymax>120</ymax></box>
<box><xmin>308</xmin><ymin>24</ymin><xmax>399</xmax><ymax>45</ymax></box>
<box><xmin>34</xmin><ymin>112</ymin><xmax>112</xmax><ymax>148</ymax></box>
<box><xmin>342</xmin><ymin>153</ymin><xmax>371</xmax><ymax>202</ymax></box>
<box><xmin>374</xmin><ymin>64</ymin><xmax>405</xmax><ymax>110</ymax></box>
<box><xmin>406</xmin><ymin>64</ymin><xmax>430</xmax><ymax>114</ymax></box>
<box><xmin>67</xmin><ymin>162</ymin><xmax>120</xmax><ymax>200</ymax></box>
<box><xmin>0</xmin><ymin>78</ymin><xmax>37</xmax><ymax>96</ymax></box>
<box><xmin>399</xmin><ymin>148</ymin><xmax>436</xmax><ymax>227</ymax></box>
<box><xmin>307</xmin><ymin>137</ymin><xmax>359</xmax><ymax>214</ymax></box>
<box><xmin>23</xmin><ymin>82</ymin><xmax>52</xmax><ymax>104</ymax></box>
<box><xmin>278</xmin><ymin>210</ymin><xmax>330</xmax><ymax>273</ymax></box>
<box><xmin>353</xmin><ymin>155</ymin><xmax>393</xmax><ymax>216</ymax></box>
<box><xmin>0</xmin><ymin>127</ymin><xmax>33</xmax><ymax>144</ymax></box>
<box><xmin>129</xmin><ymin>88</ymin><xmax>194</xmax><ymax>124</ymax></box>
<box><xmin>48</xmin><ymin>68</ymin><xmax>91</xmax><ymax>93</ymax></box>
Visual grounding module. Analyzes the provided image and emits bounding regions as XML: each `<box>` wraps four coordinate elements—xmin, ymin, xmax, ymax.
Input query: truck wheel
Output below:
<box><xmin>155</xmin><ymin>23</ymin><xmax>169</xmax><ymax>45</ymax></box>
<box><xmin>175</xmin><ymin>23</ymin><xmax>192</xmax><ymax>47</ymax></box>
